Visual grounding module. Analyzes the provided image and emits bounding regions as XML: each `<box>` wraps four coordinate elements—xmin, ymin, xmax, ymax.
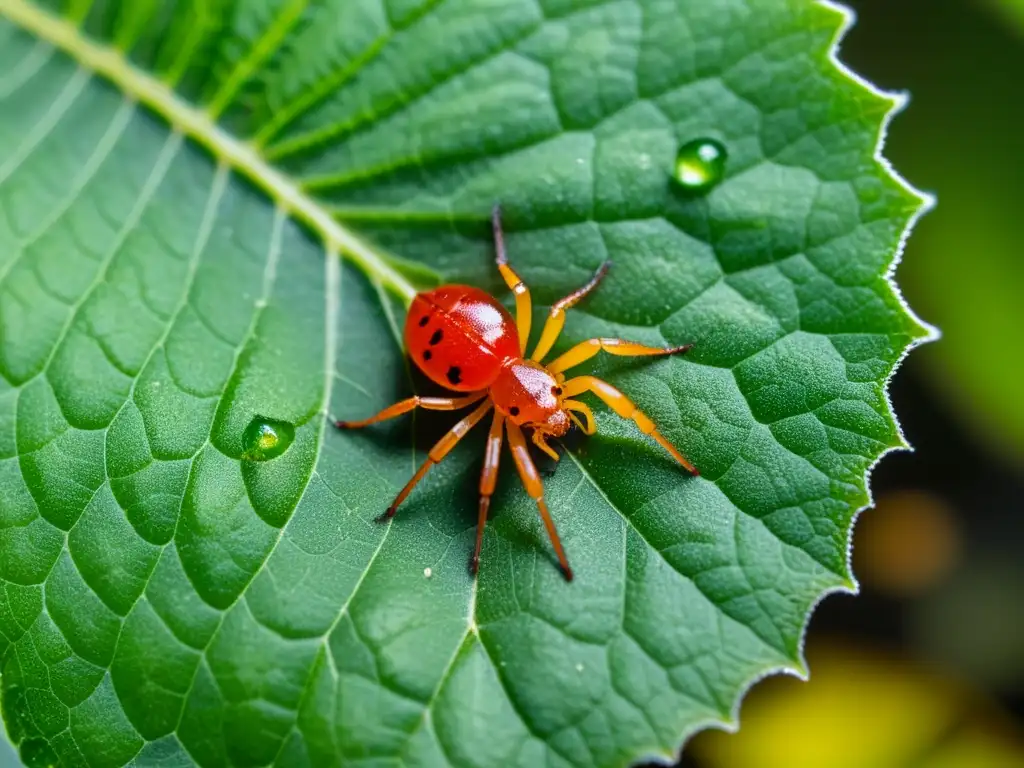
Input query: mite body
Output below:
<box><xmin>335</xmin><ymin>207</ymin><xmax>698</xmax><ymax>580</ymax></box>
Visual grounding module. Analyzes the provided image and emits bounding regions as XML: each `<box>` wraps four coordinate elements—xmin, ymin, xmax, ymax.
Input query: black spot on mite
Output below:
<box><xmin>429</xmin><ymin>329</ymin><xmax>443</xmax><ymax>345</ymax></box>
<box><xmin>509</xmin><ymin>406</ymin><xmax>520</xmax><ymax>416</ymax></box>
<box><xmin>418</xmin><ymin>316</ymin><xmax>429</xmax><ymax>327</ymax></box>
<box><xmin>446</xmin><ymin>366</ymin><xmax>462</xmax><ymax>385</ymax></box>
<box><xmin>423</xmin><ymin>350</ymin><xmax>432</xmax><ymax>361</ymax></box>
<box><xmin>552</xmin><ymin>386</ymin><xmax>562</xmax><ymax>395</ymax></box>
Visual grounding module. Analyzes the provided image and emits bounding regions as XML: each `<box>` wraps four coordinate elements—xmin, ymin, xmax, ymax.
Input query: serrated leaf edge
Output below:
<box><xmin>660</xmin><ymin>2</ymin><xmax>941</xmax><ymax>762</ymax></box>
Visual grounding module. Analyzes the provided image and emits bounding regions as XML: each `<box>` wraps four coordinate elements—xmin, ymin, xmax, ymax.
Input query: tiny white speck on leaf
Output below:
<box><xmin>575</xmin><ymin>663</ymin><xmax>584</xmax><ymax>672</ymax></box>
<box><xmin>423</xmin><ymin>567</ymin><xmax>432</xmax><ymax>578</ymax></box>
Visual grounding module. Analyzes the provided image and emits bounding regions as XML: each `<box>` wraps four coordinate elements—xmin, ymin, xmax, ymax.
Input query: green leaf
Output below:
<box><xmin>0</xmin><ymin>0</ymin><xmax>930</xmax><ymax>765</ymax></box>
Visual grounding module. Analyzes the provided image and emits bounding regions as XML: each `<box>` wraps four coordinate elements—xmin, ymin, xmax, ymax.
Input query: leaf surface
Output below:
<box><xmin>0</xmin><ymin>1</ymin><xmax>929</xmax><ymax>765</ymax></box>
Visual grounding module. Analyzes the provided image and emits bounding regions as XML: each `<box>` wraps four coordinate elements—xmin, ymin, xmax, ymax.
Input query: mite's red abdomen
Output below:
<box><xmin>405</xmin><ymin>285</ymin><xmax>520</xmax><ymax>391</ymax></box>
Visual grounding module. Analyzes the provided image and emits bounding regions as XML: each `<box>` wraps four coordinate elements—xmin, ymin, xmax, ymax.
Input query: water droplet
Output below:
<box><xmin>241</xmin><ymin>416</ymin><xmax>295</xmax><ymax>461</ymax></box>
<box><xmin>673</xmin><ymin>138</ymin><xmax>727</xmax><ymax>193</ymax></box>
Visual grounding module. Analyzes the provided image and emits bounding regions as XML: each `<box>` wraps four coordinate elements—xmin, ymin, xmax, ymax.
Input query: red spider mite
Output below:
<box><xmin>335</xmin><ymin>206</ymin><xmax>698</xmax><ymax>581</ymax></box>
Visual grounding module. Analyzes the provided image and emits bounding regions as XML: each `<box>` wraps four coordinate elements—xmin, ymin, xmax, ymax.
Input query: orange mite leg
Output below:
<box><xmin>548</xmin><ymin>338</ymin><xmax>692</xmax><ymax>375</ymax></box>
<box><xmin>334</xmin><ymin>392</ymin><xmax>485</xmax><ymax>429</ymax></box>
<box><xmin>471</xmin><ymin>410</ymin><xmax>506</xmax><ymax>575</ymax></box>
<box><xmin>563</xmin><ymin>399</ymin><xmax>596</xmax><ymax>435</ymax></box>
<box><xmin>492</xmin><ymin>205</ymin><xmax>532</xmax><ymax>353</ymax></box>
<box><xmin>530</xmin><ymin>260</ymin><xmax>611</xmax><ymax>363</ymax></box>
<box><xmin>377</xmin><ymin>400</ymin><xmax>493</xmax><ymax>522</ymax></box>
<box><xmin>506</xmin><ymin>422</ymin><xmax>573</xmax><ymax>581</ymax></box>
<box><xmin>531</xmin><ymin>431</ymin><xmax>560</xmax><ymax>462</ymax></box>
<box><xmin>562</xmin><ymin>375</ymin><xmax>699</xmax><ymax>476</ymax></box>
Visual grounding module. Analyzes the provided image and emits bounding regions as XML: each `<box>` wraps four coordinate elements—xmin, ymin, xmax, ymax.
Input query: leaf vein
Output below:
<box><xmin>254</xmin><ymin>0</ymin><xmax>447</xmax><ymax>148</ymax></box>
<box><xmin>204</xmin><ymin>0</ymin><xmax>310</xmax><ymax>119</ymax></box>
<box><xmin>264</xmin><ymin>8</ymin><xmax>544</xmax><ymax>162</ymax></box>
<box><xmin>0</xmin><ymin>64</ymin><xmax>90</xmax><ymax>187</ymax></box>
<box><xmin>0</xmin><ymin>37</ymin><xmax>52</xmax><ymax>98</ymax></box>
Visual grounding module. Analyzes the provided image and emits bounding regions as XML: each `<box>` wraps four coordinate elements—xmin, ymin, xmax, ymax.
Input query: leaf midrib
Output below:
<box><xmin>0</xmin><ymin>0</ymin><xmax>418</xmax><ymax>305</ymax></box>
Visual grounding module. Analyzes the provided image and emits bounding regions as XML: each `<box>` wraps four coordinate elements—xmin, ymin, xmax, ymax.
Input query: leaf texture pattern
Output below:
<box><xmin>0</xmin><ymin>1</ymin><xmax>931</xmax><ymax>765</ymax></box>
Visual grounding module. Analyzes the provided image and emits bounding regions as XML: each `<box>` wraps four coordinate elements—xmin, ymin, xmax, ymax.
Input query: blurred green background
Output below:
<box><xmin>2</xmin><ymin>0</ymin><xmax>1022</xmax><ymax>766</ymax></box>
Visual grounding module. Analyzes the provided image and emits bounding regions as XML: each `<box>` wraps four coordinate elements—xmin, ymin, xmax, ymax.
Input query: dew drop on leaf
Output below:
<box><xmin>673</xmin><ymin>138</ymin><xmax>727</xmax><ymax>192</ymax></box>
<box><xmin>241</xmin><ymin>416</ymin><xmax>295</xmax><ymax>461</ymax></box>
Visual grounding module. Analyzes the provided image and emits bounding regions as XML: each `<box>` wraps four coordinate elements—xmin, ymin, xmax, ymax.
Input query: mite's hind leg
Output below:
<box><xmin>378</xmin><ymin>400</ymin><xmax>493</xmax><ymax>521</ymax></box>
<box><xmin>506</xmin><ymin>422</ymin><xmax>573</xmax><ymax>581</ymax></box>
<box><xmin>334</xmin><ymin>392</ymin><xmax>485</xmax><ymax>429</ymax></box>
<box><xmin>563</xmin><ymin>399</ymin><xmax>596</xmax><ymax>435</ymax></box>
<box><xmin>531</xmin><ymin>432</ymin><xmax>560</xmax><ymax>462</ymax></box>
<box><xmin>471</xmin><ymin>410</ymin><xmax>506</xmax><ymax>576</ymax></box>
<box><xmin>530</xmin><ymin>261</ymin><xmax>611</xmax><ymax>362</ymax></box>
<box><xmin>492</xmin><ymin>205</ymin><xmax>532</xmax><ymax>353</ymax></box>
<box><xmin>562</xmin><ymin>375</ymin><xmax>699</xmax><ymax>475</ymax></box>
<box><xmin>548</xmin><ymin>338</ymin><xmax>692</xmax><ymax>375</ymax></box>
